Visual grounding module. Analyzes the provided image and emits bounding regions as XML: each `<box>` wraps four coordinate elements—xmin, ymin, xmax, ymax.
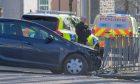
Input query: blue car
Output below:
<box><xmin>0</xmin><ymin>18</ymin><xmax>101</xmax><ymax>75</ymax></box>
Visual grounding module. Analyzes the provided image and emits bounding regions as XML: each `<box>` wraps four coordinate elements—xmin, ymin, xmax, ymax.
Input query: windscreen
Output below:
<box><xmin>63</xmin><ymin>17</ymin><xmax>75</xmax><ymax>31</ymax></box>
<box><xmin>22</xmin><ymin>15</ymin><xmax>58</xmax><ymax>31</ymax></box>
<box><xmin>95</xmin><ymin>16</ymin><xmax>129</xmax><ymax>29</ymax></box>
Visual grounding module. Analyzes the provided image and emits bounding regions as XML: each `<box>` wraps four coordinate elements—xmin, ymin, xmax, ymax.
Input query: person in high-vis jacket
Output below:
<box><xmin>76</xmin><ymin>17</ymin><xmax>90</xmax><ymax>45</ymax></box>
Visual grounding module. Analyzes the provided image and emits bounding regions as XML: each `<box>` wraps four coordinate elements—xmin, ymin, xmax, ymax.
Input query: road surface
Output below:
<box><xmin>0</xmin><ymin>66</ymin><xmax>139</xmax><ymax>84</ymax></box>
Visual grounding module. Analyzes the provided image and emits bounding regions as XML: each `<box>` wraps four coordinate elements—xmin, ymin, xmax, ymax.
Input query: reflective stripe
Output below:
<box><xmin>119</xmin><ymin>29</ymin><xmax>126</xmax><ymax>35</ymax></box>
<box><xmin>58</xmin><ymin>17</ymin><xmax>63</xmax><ymax>30</ymax></box>
<box><xmin>95</xmin><ymin>28</ymin><xmax>105</xmax><ymax>36</ymax></box>
<box><xmin>70</xmin><ymin>33</ymin><xmax>76</xmax><ymax>42</ymax></box>
<box><xmin>63</xmin><ymin>33</ymin><xmax>77</xmax><ymax>42</ymax></box>
<box><xmin>114</xmin><ymin>29</ymin><xmax>122</xmax><ymax>35</ymax></box>
<box><xmin>94</xmin><ymin>28</ymin><xmax>101</xmax><ymax>35</ymax></box>
<box><xmin>100</xmin><ymin>28</ymin><xmax>111</xmax><ymax>36</ymax></box>
<box><xmin>124</xmin><ymin>29</ymin><xmax>131</xmax><ymax>35</ymax></box>
<box><xmin>95</xmin><ymin>28</ymin><xmax>131</xmax><ymax>37</ymax></box>
<box><xmin>87</xmin><ymin>35</ymin><xmax>98</xmax><ymax>48</ymax></box>
<box><xmin>109</xmin><ymin>34</ymin><xmax>113</xmax><ymax>37</ymax></box>
<box><xmin>87</xmin><ymin>35</ymin><xmax>93</xmax><ymax>45</ymax></box>
<box><xmin>94</xmin><ymin>28</ymin><xmax>131</xmax><ymax>48</ymax></box>
<box><xmin>99</xmin><ymin>42</ymin><xmax>104</xmax><ymax>48</ymax></box>
<box><xmin>63</xmin><ymin>33</ymin><xmax>71</xmax><ymax>41</ymax></box>
<box><xmin>95</xmin><ymin>28</ymin><xmax>112</xmax><ymax>37</ymax></box>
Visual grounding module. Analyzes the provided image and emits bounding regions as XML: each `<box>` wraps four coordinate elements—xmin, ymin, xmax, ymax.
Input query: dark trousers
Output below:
<box><xmin>78</xmin><ymin>37</ymin><xmax>86</xmax><ymax>45</ymax></box>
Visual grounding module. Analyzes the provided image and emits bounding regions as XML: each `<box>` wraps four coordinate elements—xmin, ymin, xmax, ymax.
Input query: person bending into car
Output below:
<box><xmin>76</xmin><ymin>17</ymin><xmax>90</xmax><ymax>45</ymax></box>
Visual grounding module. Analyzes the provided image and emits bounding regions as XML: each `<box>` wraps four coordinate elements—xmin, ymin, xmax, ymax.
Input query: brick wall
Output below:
<box><xmin>51</xmin><ymin>0</ymin><xmax>77</xmax><ymax>13</ymax></box>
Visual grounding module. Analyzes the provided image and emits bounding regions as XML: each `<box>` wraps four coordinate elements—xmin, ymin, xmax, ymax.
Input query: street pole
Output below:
<box><xmin>59</xmin><ymin>0</ymin><xmax>60</xmax><ymax>11</ymax></box>
<box><xmin>87</xmin><ymin>0</ymin><xmax>91</xmax><ymax>26</ymax></box>
<box><xmin>69</xmin><ymin>0</ymin><xmax>73</xmax><ymax>12</ymax></box>
<box><xmin>125</xmin><ymin>0</ymin><xmax>129</xmax><ymax>14</ymax></box>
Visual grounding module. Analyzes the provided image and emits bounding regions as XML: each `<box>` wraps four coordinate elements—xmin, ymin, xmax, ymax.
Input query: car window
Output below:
<box><xmin>63</xmin><ymin>17</ymin><xmax>71</xmax><ymax>30</ymax></box>
<box><xmin>0</xmin><ymin>22</ymin><xmax>18</xmax><ymax>36</ymax></box>
<box><xmin>20</xmin><ymin>23</ymin><xmax>49</xmax><ymax>40</ymax></box>
<box><xmin>22</xmin><ymin>15</ymin><xmax>58</xmax><ymax>31</ymax></box>
<box><xmin>63</xmin><ymin>17</ymin><xmax>76</xmax><ymax>32</ymax></box>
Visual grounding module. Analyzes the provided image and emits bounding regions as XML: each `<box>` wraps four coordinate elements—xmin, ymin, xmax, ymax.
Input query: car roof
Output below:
<box><xmin>0</xmin><ymin>18</ymin><xmax>37</xmax><ymax>24</ymax></box>
<box><xmin>0</xmin><ymin>18</ymin><xmax>65</xmax><ymax>40</ymax></box>
<box><xmin>0</xmin><ymin>18</ymin><xmax>51</xmax><ymax>30</ymax></box>
<box><xmin>23</xmin><ymin>13</ymin><xmax>73</xmax><ymax>19</ymax></box>
<box><xmin>23</xmin><ymin>13</ymin><xmax>61</xmax><ymax>18</ymax></box>
<box><xmin>0</xmin><ymin>18</ymin><xmax>21</xmax><ymax>21</ymax></box>
<box><xmin>97</xmin><ymin>14</ymin><xmax>132</xmax><ymax>17</ymax></box>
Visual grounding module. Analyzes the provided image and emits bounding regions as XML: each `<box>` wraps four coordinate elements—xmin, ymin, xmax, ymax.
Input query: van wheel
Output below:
<box><xmin>64</xmin><ymin>54</ymin><xmax>88</xmax><ymax>75</ymax></box>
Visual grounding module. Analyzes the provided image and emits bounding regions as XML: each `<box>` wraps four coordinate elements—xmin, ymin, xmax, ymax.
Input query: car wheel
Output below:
<box><xmin>64</xmin><ymin>54</ymin><xmax>88</xmax><ymax>75</ymax></box>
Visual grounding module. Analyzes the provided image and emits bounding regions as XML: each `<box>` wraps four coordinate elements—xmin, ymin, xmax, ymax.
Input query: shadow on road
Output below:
<box><xmin>0</xmin><ymin>69</ymin><xmax>53</xmax><ymax>75</ymax></box>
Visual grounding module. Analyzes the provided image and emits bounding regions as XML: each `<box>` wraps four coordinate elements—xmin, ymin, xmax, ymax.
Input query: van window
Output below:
<box><xmin>22</xmin><ymin>15</ymin><xmax>58</xmax><ymax>31</ymax></box>
<box><xmin>95</xmin><ymin>16</ymin><xmax>129</xmax><ymax>29</ymax></box>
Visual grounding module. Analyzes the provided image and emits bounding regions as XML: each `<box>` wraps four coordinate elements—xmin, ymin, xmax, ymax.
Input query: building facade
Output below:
<box><xmin>115</xmin><ymin>0</ymin><xmax>140</xmax><ymax>25</ymax></box>
<box><xmin>100</xmin><ymin>0</ymin><xmax>140</xmax><ymax>25</ymax></box>
<box><xmin>51</xmin><ymin>0</ymin><xmax>77</xmax><ymax>13</ymax></box>
<box><xmin>0</xmin><ymin>0</ymin><xmax>53</xmax><ymax>19</ymax></box>
<box><xmin>80</xmin><ymin>0</ymin><xmax>140</xmax><ymax>24</ymax></box>
<box><xmin>0</xmin><ymin>0</ymin><xmax>78</xmax><ymax>19</ymax></box>
<box><xmin>4</xmin><ymin>0</ymin><xmax>137</xmax><ymax>25</ymax></box>
<box><xmin>0</xmin><ymin>0</ymin><xmax>100</xmax><ymax>24</ymax></box>
<box><xmin>100</xmin><ymin>0</ymin><xmax>115</xmax><ymax>14</ymax></box>
<box><xmin>90</xmin><ymin>0</ymin><xmax>100</xmax><ymax>23</ymax></box>
<box><xmin>0</xmin><ymin>0</ymin><xmax>38</xmax><ymax>18</ymax></box>
<box><xmin>79</xmin><ymin>0</ymin><xmax>100</xmax><ymax>24</ymax></box>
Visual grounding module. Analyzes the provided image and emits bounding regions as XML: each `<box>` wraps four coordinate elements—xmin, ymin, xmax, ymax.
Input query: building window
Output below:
<box><xmin>0</xmin><ymin>8</ymin><xmax>2</xmax><ymax>17</ymax></box>
<box><xmin>38</xmin><ymin>0</ymin><xmax>49</xmax><ymax>11</ymax></box>
<box><xmin>136</xmin><ymin>6</ymin><xmax>140</xmax><ymax>15</ymax></box>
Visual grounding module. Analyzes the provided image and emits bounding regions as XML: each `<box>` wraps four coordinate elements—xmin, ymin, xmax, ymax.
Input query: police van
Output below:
<box><xmin>93</xmin><ymin>14</ymin><xmax>138</xmax><ymax>48</ymax></box>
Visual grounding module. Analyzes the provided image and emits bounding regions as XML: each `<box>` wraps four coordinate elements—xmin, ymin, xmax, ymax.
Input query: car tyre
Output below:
<box><xmin>64</xmin><ymin>54</ymin><xmax>88</xmax><ymax>75</ymax></box>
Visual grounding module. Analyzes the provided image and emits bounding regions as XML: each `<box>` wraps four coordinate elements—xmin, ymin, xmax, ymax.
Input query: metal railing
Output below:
<box><xmin>101</xmin><ymin>35</ymin><xmax>140</xmax><ymax>73</ymax></box>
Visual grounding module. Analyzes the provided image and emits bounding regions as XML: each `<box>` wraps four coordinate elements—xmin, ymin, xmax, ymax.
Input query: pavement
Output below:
<box><xmin>96</xmin><ymin>70</ymin><xmax>140</xmax><ymax>80</ymax></box>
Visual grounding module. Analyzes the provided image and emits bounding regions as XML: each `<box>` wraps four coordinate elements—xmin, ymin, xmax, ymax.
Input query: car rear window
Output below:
<box><xmin>0</xmin><ymin>22</ymin><xmax>18</xmax><ymax>36</ymax></box>
<box><xmin>22</xmin><ymin>15</ymin><xmax>58</xmax><ymax>31</ymax></box>
<box><xmin>94</xmin><ymin>16</ymin><xmax>130</xmax><ymax>29</ymax></box>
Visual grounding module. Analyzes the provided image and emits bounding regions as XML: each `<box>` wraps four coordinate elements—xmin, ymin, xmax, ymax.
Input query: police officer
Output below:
<box><xmin>76</xmin><ymin>17</ymin><xmax>90</xmax><ymax>45</ymax></box>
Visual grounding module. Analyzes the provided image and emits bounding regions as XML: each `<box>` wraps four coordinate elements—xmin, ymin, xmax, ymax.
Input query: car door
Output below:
<box><xmin>19</xmin><ymin>22</ymin><xmax>62</xmax><ymax>66</ymax></box>
<box><xmin>0</xmin><ymin>20</ymin><xmax>23</xmax><ymax>63</ymax></box>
